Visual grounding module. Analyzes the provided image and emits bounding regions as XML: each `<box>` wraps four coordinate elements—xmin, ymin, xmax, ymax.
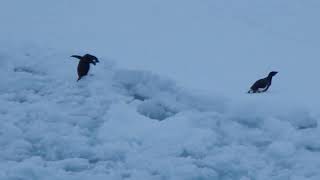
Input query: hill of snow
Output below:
<box><xmin>1</xmin><ymin>1</ymin><xmax>320</xmax><ymax>180</ymax></box>
<box><xmin>0</xmin><ymin>47</ymin><xmax>319</xmax><ymax>180</ymax></box>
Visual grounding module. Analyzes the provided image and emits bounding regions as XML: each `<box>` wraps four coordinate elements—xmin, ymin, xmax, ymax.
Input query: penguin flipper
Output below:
<box><xmin>71</xmin><ymin>55</ymin><xmax>83</xmax><ymax>60</ymax></box>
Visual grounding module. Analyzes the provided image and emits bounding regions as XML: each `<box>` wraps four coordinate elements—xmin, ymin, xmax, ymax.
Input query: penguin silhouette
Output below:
<box><xmin>71</xmin><ymin>54</ymin><xmax>99</xmax><ymax>81</ymax></box>
<box><xmin>248</xmin><ymin>71</ymin><xmax>278</xmax><ymax>93</ymax></box>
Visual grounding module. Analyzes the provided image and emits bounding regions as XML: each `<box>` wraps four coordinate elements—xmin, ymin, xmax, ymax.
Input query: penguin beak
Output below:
<box><xmin>270</xmin><ymin>71</ymin><xmax>278</xmax><ymax>76</ymax></box>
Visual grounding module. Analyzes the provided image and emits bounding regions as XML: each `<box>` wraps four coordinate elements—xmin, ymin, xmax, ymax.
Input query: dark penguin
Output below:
<box><xmin>71</xmin><ymin>54</ymin><xmax>99</xmax><ymax>81</ymax></box>
<box><xmin>248</xmin><ymin>71</ymin><xmax>278</xmax><ymax>93</ymax></box>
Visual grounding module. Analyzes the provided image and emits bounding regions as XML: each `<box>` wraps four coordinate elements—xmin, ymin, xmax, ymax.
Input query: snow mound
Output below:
<box><xmin>1</xmin><ymin>48</ymin><xmax>320</xmax><ymax>180</ymax></box>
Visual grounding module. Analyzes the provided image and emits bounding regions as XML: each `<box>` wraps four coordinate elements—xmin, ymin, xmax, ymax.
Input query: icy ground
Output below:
<box><xmin>0</xmin><ymin>47</ymin><xmax>319</xmax><ymax>180</ymax></box>
<box><xmin>1</xmin><ymin>0</ymin><xmax>320</xmax><ymax>179</ymax></box>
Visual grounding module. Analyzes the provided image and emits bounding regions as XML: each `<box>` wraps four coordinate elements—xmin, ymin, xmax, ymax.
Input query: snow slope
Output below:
<box><xmin>0</xmin><ymin>47</ymin><xmax>319</xmax><ymax>180</ymax></box>
<box><xmin>1</xmin><ymin>0</ymin><xmax>320</xmax><ymax>108</ymax></box>
<box><xmin>1</xmin><ymin>0</ymin><xmax>320</xmax><ymax>180</ymax></box>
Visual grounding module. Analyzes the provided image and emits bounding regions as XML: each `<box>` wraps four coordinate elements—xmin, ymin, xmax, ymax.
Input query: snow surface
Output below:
<box><xmin>1</xmin><ymin>0</ymin><xmax>320</xmax><ymax>180</ymax></box>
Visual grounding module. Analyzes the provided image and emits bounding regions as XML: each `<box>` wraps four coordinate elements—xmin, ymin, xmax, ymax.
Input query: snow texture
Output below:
<box><xmin>0</xmin><ymin>48</ymin><xmax>319</xmax><ymax>180</ymax></box>
<box><xmin>1</xmin><ymin>1</ymin><xmax>320</xmax><ymax>180</ymax></box>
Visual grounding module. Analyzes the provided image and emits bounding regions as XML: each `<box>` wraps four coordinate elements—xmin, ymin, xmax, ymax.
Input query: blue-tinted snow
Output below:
<box><xmin>1</xmin><ymin>1</ymin><xmax>320</xmax><ymax>180</ymax></box>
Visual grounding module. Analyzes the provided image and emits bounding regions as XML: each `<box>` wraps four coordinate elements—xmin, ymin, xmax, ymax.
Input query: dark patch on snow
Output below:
<box><xmin>121</xmin><ymin>172</ymin><xmax>131</xmax><ymax>179</ymax></box>
<box><xmin>132</xmin><ymin>93</ymin><xmax>148</xmax><ymax>101</ymax></box>
<box><xmin>305</xmin><ymin>145</ymin><xmax>320</xmax><ymax>152</ymax></box>
<box><xmin>179</xmin><ymin>148</ymin><xmax>206</xmax><ymax>160</ymax></box>
<box><xmin>12</xmin><ymin>96</ymin><xmax>28</xmax><ymax>104</ymax></box>
<box><xmin>297</xmin><ymin>124</ymin><xmax>318</xmax><ymax>130</ymax></box>
<box><xmin>180</xmin><ymin>149</ymin><xmax>191</xmax><ymax>158</ymax></box>
<box><xmin>88</xmin><ymin>158</ymin><xmax>100</xmax><ymax>164</ymax></box>
<box><xmin>295</xmin><ymin>120</ymin><xmax>318</xmax><ymax>130</ymax></box>
<box><xmin>137</xmin><ymin>100</ymin><xmax>178</xmax><ymax>121</ymax></box>
<box><xmin>252</xmin><ymin>140</ymin><xmax>273</xmax><ymax>150</ymax></box>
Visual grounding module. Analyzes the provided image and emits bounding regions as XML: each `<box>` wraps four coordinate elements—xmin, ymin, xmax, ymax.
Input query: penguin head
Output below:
<box><xmin>268</xmin><ymin>71</ymin><xmax>278</xmax><ymax>77</ymax></box>
<box><xmin>83</xmin><ymin>54</ymin><xmax>99</xmax><ymax>65</ymax></box>
<box><xmin>71</xmin><ymin>54</ymin><xmax>99</xmax><ymax>65</ymax></box>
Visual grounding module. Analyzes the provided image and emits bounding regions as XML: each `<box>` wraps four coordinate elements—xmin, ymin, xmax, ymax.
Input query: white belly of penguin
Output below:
<box><xmin>257</xmin><ymin>86</ymin><xmax>268</xmax><ymax>92</ymax></box>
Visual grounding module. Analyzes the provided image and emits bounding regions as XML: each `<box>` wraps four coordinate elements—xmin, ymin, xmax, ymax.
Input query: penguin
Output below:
<box><xmin>71</xmin><ymin>54</ymin><xmax>99</xmax><ymax>81</ymax></box>
<box><xmin>248</xmin><ymin>71</ymin><xmax>278</xmax><ymax>93</ymax></box>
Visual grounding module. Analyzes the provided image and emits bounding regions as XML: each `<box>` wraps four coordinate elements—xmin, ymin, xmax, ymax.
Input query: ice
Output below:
<box><xmin>0</xmin><ymin>49</ymin><xmax>319</xmax><ymax>179</ymax></box>
<box><xmin>1</xmin><ymin>1</ymin><xmax>320</xmax><ymax>180</ymax></box>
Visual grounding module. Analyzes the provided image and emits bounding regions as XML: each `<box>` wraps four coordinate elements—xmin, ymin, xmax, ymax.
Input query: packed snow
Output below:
<box><xmin>1</xmin><ymin>1</ymin><xmax>320</xmax><ymax>180</ymax></box>
<box><xmin>0</xmin><ymin>46</ymin><xmax>319</xmax><ymax>180</ymax></box>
